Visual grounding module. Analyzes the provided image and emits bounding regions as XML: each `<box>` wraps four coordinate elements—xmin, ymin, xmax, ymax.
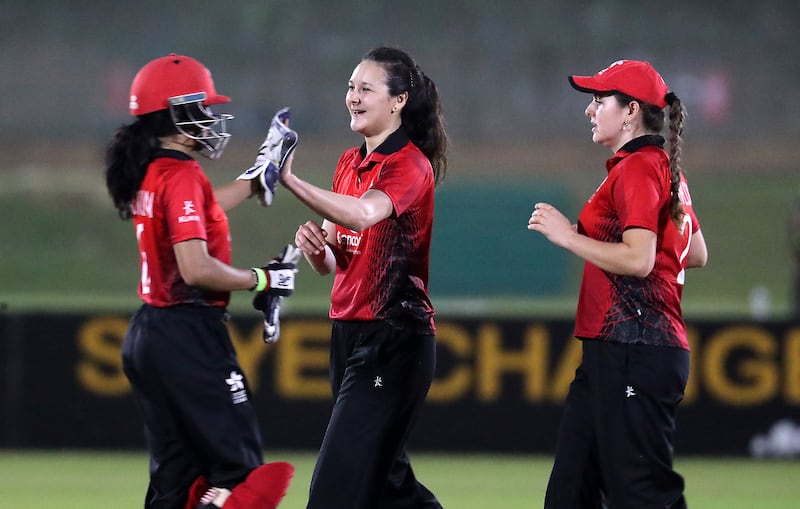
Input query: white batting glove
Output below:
<box><xmin>237</xmin><ymin>107</ymin><xmax>299</xmax><ymax>206</ymax></box>
<box><xmin>252</xmin><ymin>244</ymin><xmax>302</xmax><ymax>343</ymax></box>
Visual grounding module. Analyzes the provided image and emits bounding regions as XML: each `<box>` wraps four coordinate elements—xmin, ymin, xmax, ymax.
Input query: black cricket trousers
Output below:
<box><xmin>122</xmin><ymin>304</ymin><xmax>263</xmax><ymax>509</ymax></box>
<box><xmin>545</xmin><ymin>339</ymin><xmax>690</xmax><ymax>509</ymax></box>
<box><xmin>306</xmin><ymin>319</ymin><xmax>443</xmax><ymax>509</ymax></box>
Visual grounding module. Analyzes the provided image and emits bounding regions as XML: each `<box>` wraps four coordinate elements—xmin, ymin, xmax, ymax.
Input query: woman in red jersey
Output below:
<box><xmin>528</xmin><ymin>60</ymin><xmax>708</xmax><ymax>509</ymax></box>
<box><xmin>279</xmin><ymin>47</ymin><xmax>448</xmax><ymax>509</ymax></box>
<box><xmin>104</xmin><ymin>54</ymin><xmax>295</xmax><ymax>509</ymax></box>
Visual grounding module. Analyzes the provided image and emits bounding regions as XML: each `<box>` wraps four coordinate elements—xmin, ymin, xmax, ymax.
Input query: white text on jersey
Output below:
<box><xmin>131</xmin><ymin>190</ymin><xmax>154</xmax><ymax>218</ymax></box>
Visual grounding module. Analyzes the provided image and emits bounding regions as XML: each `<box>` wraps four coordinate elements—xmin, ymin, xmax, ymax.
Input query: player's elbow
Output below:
<box><xmin>686</xmin><ymin>233</ymin><xmax>709</xmax><ymax>268</ymax></box>
<box><xmin>630</xmin><ymin>264</ymin><xmax>654</xmax><ymax>279</ymax></box>
<box><xmin>178</xmin><ymin>260</ymin><xmax>217</xmax><ymax>288</ymax></box>
<box><xmin>341</xmin><ymin>207</ymin><xmax>382</xmax><ymax>232</ymax></box>
<box><xmin>686</xmin><ymin>250</ymin><xmax>708</xmax><ymax>269</ymax></box>
<box><xmin>180</xmin><ymin>268</ymin><xmax>206</xmax><ymax>287</ymax></box>
<box><xmin>341</xmin><ymin>190</ymin><xmax>393</xmax><ymax>232</ymax></box>
<box><xmin>628</xmin><ymin>255</ymin><xmax>656</xmax><ymax>278</ymax></box>
<box><xmin>618</xmin><ymin>228</ymin><xmax>657</xmax><ymax>278</ymax></box>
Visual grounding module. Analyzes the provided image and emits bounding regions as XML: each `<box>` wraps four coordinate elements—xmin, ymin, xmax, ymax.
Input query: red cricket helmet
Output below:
<box><xmin>128</xmin><ymin>53</ymin><xmax>230</xmax><ymax>116</ymax></box>
<box><xmin>128</xmin><ymin>53</ymin><xmax>233</xmax><ymax>159</ymax></box>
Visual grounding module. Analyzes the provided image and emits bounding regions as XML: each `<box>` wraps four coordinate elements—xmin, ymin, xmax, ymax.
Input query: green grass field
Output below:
<box><xmin>1</xmin><ymin>450</ymin><xmax>797</xmax><ymax>508</ymax></box>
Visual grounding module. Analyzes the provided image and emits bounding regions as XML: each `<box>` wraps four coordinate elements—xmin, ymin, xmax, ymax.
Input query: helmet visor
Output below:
<box><xmin>169</xmin><ymin>93</ymin><xmax>233</xmax><ymax>159</ymax></box>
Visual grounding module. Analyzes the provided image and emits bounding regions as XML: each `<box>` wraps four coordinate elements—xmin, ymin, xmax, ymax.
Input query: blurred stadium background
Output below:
<box><xmin>1</xmin><ymin>0</ymin><xmax>799</xmax><ymax>317</ymax></box>
<box><xmin>1</xmin><ymin>1</ymin><xmax>799</xmax><ymax>507</ymax></box>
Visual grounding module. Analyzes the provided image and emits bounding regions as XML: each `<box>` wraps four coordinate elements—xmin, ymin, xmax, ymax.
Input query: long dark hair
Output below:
<box><xmin>105</xmin><ymin>110</ymin><xmax>176</xmax><ymax>220</ymax></box>
<box><xmin>614</xmin><ymin>92</ymin><xmax>687</xmax><ymax>228</ymax></box>
<box><xmin>364</xmin><ymin>46</ymin><xmax>448</xmax><ymax>184</ymax></box>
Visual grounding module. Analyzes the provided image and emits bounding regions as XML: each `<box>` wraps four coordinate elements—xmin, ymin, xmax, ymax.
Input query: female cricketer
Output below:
<box><xmin>280</xmin><ymin>46</ymin><xmax>448</xmax><ymax>509</ymax></box>
<box><xmin>528</xmin><ymin>59</ymin><xmax>708</xmax><ymax>509</ymax></box>
<box><xmin>104</xmin><ymin>53</ymin><xmax>296</xmax><ymax>509</ymax></box>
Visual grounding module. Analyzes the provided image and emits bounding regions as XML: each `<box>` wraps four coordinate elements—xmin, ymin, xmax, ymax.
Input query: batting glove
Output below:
<box><xmin>237</xmin><ymin>107</ymin><xmax>299</xmax><ymax>207</ymax></box>
<box><xmin>252</xmin><ymin>244</ymin><xmax>302</xmax><ymax>343</ymax></box>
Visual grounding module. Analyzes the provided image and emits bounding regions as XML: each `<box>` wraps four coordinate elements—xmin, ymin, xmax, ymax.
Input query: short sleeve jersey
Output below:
<box><xmin>574</xmin><ymin>135</ymin><xmax>701</xmax><ymax>350</ymax></box>
<box><xmin>328</xmin><ymin>129</ymin><xmax>435</xmax><ymax>334</ymax></box>
<box><xmin>130</xmin><ymin>149</ymin><xmax>232</xmax><ymax>307</ymax></box>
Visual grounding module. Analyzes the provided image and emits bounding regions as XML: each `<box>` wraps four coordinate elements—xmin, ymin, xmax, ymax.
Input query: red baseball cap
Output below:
<box><xmin>568</xmin><ymin>60</ymin><xmax>669</xmax><ymax>109</ymax></box>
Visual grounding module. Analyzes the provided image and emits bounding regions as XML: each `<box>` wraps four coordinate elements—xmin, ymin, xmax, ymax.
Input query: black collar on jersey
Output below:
<box><xmin>618</xmin><ymin>134</ymin><xmax>665</xmax><ymax>153</ymax></box>
<box><xmin>153</xmin><ymin>148</ymin><xmax>194</xmax><ymax>160</ymax></box>
<box><xmin>357</xmin><ymin>127</ymin><xmax>410</xmax><ymax>159</ymax></box>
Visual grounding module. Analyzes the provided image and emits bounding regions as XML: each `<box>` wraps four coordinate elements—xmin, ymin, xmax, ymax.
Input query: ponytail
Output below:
<box><xmin>364</xmin><ymin>47</ymin><xmax>449</xmax><ymax>184</ymax></box>
<box><xmin>666</xmin><ymin>93</ymin><xmax>687</xmax><ymax>228</ymax></box>
<box><xmin>105</xmin><ymin>110</ymin><xmax>175</xmax><ymax>219</ymax></box>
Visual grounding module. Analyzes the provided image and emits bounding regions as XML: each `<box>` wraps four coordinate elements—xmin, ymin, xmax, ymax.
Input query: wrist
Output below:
<box><xmin>250</xmin><ymin>268</ymin><xmax>268</xmax><ymax>292</ymax></box>
<box><xmin>561</xmin><ymin>228</ymin><xmax>581</xmax><ymax>251</ymax></box>
<box><xmin>280</xmin><ymin>171</ymin><xmax>297</xmax><ymax>189</ymax></box>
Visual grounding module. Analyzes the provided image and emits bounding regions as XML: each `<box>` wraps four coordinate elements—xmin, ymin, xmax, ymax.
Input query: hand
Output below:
<box><xmin>236</xmin><ymin>107</ymin><xmax>299</xmax><ymax>206</ymax></box>
<box><xmin>252</xmin><ymin>244</ymin><xmax>302</xmax><ymax>343</ymax></box>
<box><xmin>279</xmin><ymin>150</ymin><xmax>296</xmax><ymax>184</ymax></box>
<box><xmin>257</xmin><ymin>260</ymin><xmax>297</xmax><ymax>297</ymax></box>
<box><xmin>294</xmin><ymin>221</ymin><xmax>329</xmax><ymax>256</ymax></box>
<box><xmin>527</xmin><ymin>202</ymin><xmax>575</xmax><ymax>247</ymax></box>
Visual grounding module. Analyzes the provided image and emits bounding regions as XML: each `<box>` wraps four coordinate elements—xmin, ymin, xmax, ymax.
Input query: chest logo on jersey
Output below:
<box><xmin>178</xmin><ymin>200</ymin><xmax>200</xmax><ymax>223</ymax></box>
<box><xmin>337</xmin><ymin>229</ymin><xmax>362</xmax><ymax>254</ymax></box>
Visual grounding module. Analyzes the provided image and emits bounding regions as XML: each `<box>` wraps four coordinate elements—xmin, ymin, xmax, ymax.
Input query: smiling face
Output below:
<box><xmin>584</xmin><ymin>93</ymin><xmax>640</xmax><ymax>152</ymax></box>
<box><xmin>346</xmin><ymin>60</ymin><xmax>405</xmax><ymax>145</ymax></box>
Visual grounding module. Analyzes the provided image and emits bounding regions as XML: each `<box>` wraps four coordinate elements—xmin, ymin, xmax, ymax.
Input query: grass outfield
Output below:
<box><xmin>0</xmin><ymin>450</ymin><xmax>797</xmax><ymax>508</ymax></box>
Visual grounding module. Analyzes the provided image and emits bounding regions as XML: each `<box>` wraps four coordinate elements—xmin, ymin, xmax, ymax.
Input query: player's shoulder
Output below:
<box><xmin>148</xmin><ymin>158</ymin><xmax>206</xmax><ymax>194</ymax></box>
<box><xmin>623</xmin><ymin>145</ymin><xmax>666</xmax><ymax>164</ymax></box>
<box><xmin>388</xmin><ymin>141</ymin><xmax>431</xmax><ymax>170</ymax></box>
<box><xmin>154</xmin><ymin>155</ymin><xmax>203</xmax><ymax>175</ymax></box>
<box><xmin>616</xmin><ymin>148</ymin><xmax>668</xmax><ymax>179</ymax></box>
<box><xmin>333</xmin><ymin>146</ymin><xmax>360</xmax><ymax>169</ymax></box>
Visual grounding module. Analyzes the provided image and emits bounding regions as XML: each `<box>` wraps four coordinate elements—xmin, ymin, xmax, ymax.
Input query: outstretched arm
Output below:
<box><xmin>280</xmin><ymin>154</ymin><xmax>394</xmax><ymax>232</ymax></box>
<box><xmin>214</xmin><ymin>180</ymin><xmax>252</xmax><ymax>212</ymax></box>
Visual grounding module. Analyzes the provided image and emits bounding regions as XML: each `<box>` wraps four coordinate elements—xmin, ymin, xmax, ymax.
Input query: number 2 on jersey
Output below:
<box><xmin>676</xmin><ymin>214</ymin><xmax>692</xmax><ymax>286</ymax></box>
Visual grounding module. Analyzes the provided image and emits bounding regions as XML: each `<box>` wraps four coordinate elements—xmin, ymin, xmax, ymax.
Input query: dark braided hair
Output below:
<box><xmin>363</xmin><ymin>46</ymin><xmax>449</xmax><ymax>184</ymax></box>
<box><xmin>105</xmin><ymin>110</ymin><xmax>177</xmax><ymax>220</ymax></box>
<box><xmin>665</xmin><ymin>93</ymin><xmax>687</xmax><ymax>227</ymax></box>
<box><xmin>613</xmin><ymin>91</ymin><xmax>686</xmax><ymax>228</ymax></box>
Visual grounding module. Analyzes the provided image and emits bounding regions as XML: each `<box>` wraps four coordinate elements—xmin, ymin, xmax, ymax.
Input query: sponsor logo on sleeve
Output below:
<box><xmin>178</xmin><ymin>200</ymin><xmax>200</xmax><ymax>223</ymax></box>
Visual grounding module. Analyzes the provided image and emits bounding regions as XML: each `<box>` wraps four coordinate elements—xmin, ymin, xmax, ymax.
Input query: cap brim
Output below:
<box><xmin>568</xmin><ymin>75</ymin><xmax>612</xmax><ymax>94</ymax></box>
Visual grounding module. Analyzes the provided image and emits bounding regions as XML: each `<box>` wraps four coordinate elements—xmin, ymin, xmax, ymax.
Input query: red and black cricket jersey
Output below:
<box><xmin>328</xmin><ymin>129</ymin><xmax>435</xmax><ymax>333</ymax></box>
<box><xmin>130</xmin><ymin>149</ymin><xmax>231</xmax><ymax>307</ymax></box>
<box><xmin>574</xmin><ymin>135</ymin><xmax>701</xmax><ymax>350</ymax></box>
